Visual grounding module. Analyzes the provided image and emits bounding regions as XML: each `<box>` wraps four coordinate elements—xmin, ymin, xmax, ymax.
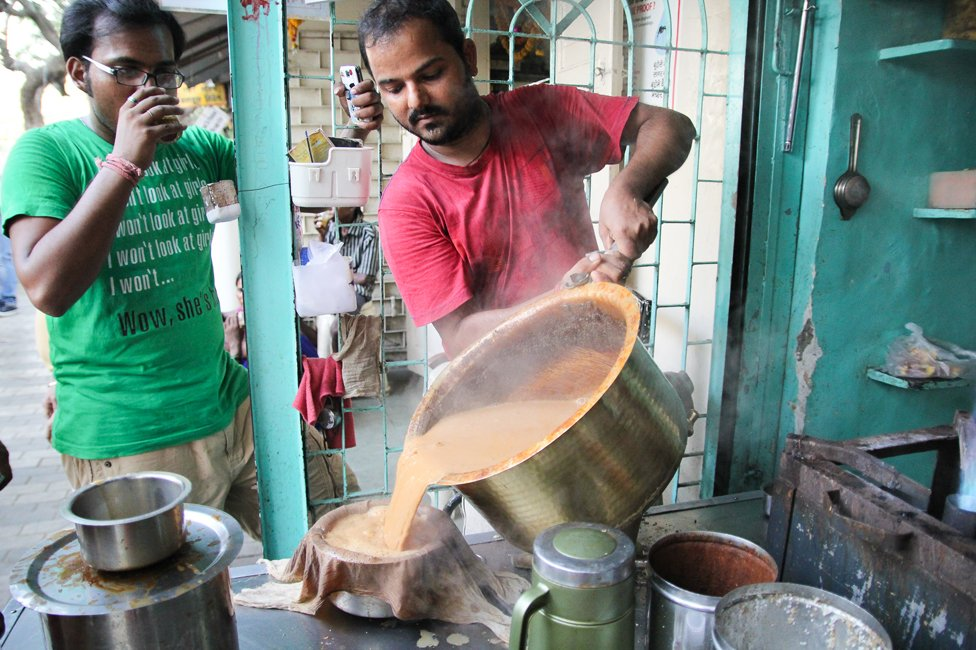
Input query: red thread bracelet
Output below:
<box><xmin>95</xmin><ymin>154</ymin><xmax>144</xmax><ymax>186</ymax></box>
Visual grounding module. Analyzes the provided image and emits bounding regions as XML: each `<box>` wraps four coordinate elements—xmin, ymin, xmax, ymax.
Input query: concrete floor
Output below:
<box><xmin>0</xmin><ymin>285</ymin><xmax>426</xmax><ymax>606</ymax></box>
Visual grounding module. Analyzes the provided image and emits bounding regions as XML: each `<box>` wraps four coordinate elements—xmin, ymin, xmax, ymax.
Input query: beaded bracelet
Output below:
<box><xmin>95</xmin><ymin>153</ymin><xmax>144</xmax><ymax>186</ymax></box>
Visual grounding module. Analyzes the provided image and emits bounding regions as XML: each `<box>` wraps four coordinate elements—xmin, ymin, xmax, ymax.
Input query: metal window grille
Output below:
<box><xmin>287</xmin><ymin>0</ymin><xmax>736</xmax><ymax>513</ymax></box>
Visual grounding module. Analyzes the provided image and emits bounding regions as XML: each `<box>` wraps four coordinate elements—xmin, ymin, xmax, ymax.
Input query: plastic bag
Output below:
<box><xmin>883</xmin><ymin>323</ymin><xmax>976</xmax><ymax>379</ymax></box>
<box><xmin>292</xmin><ymin>241</ymin><xmax>358</xmax><ymax>317</ymax></box>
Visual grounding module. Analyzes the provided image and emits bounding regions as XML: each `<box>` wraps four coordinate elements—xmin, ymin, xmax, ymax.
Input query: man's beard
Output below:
<box><xmin>399</xmin><ymin>90</ymin><xmax>484</xmax><ymax>147</ymax></box>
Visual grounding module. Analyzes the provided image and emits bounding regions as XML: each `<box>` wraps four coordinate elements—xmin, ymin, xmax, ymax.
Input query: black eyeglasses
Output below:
<box><xmin>83</xmin><ymin>55</ymin><xmax>185</xmax><ymax>90</ymax></box>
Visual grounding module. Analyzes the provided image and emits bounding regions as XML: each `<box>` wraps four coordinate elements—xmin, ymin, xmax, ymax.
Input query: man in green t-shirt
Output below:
<box><xmin>1</xmin><ymin>0</ymin><xmax>382</xmax><ymax>540</ymax></box>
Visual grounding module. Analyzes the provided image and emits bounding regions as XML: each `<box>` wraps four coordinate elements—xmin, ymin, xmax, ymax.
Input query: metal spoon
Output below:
<box><xmin>833</xmin><ymin>113</ymin><xmax>871</xmax><ymax>220</ymax></box>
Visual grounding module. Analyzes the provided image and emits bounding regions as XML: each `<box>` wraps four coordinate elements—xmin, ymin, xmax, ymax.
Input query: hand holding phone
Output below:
<box><xmin>339</xmin><ymin>65</ymin><xmax>364</xmax><ymax>119</ymax></box>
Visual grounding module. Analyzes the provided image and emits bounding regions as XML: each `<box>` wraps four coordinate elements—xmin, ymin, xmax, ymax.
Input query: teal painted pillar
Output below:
<box><xmin>701</xmin><ymin>0</ymin><xmax>750</xmax><ymax>498</ymax></box>
<box><xmin>226</xmin><ymin>1</ymin><xmax>308</xmax><ymax>557</ymax></box>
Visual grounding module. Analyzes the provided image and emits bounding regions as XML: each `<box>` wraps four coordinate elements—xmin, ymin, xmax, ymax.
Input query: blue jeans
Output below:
<box><xmin>0</xmin><ymin>234</ymin><xmax>16</xmax><ymax>303</ymax></box>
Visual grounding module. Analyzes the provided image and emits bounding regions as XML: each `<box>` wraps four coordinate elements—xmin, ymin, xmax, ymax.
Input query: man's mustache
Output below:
<box><xmin>409</xmin><ymin>106</ymin><xmax>448</xmax><ymax>126</ymax></box>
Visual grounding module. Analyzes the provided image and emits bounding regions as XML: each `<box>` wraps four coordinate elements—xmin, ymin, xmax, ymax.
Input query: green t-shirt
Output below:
<box><xmin>1</xmin><ymin>120</ymin><xmax>249</xmax><ymax>459</ymax></box>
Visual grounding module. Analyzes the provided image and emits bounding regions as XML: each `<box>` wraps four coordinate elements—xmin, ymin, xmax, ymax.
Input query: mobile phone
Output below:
<box><xmin>339</xmin><ymin>65</ymin><xmax>364</xmax><ymax>122</ymax></box>
<box><xmin>339</xmin><ymin>65</ymin><xmax>364</xmax><ymax>100</ymax></box>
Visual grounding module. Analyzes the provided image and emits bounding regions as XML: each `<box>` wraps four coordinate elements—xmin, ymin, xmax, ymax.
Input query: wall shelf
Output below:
<box><xmin>878</xmin><ymin>39</ymin><xmax>976</xmax><ymax>62</ymax></box>
<box><xmin>913</xmin><ymin>208</ymin><xmax>976</xmax><ymax>220</ymax></box>
<box><xmin>867</xmin><ymin>367</ymin><xmax>971</xmax><ymax>390</ymax></box>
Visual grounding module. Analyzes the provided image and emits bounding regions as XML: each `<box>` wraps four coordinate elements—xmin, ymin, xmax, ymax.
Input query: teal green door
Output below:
<box><xmin>717</xmin><ymin>0</ymin><xmax>976</xmax><ymax>494</ymax></box>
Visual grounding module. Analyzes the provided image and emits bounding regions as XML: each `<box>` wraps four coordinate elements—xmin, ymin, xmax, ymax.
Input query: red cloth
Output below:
<box><xmin>378</xmin><ymin>84</ymin><xmax>637</xmax><ymax>326</ymax></box>
<box><xmin>292</xmin><ymin>356</ymin><xmax>356</xmax><ymax>449</ymax></box>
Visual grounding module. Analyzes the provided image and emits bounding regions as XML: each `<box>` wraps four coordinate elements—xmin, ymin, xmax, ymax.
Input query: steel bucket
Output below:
<box><xmin>712</xmin><ymin>583</ymin><xmax>892</xmax><ymax>650</ymax></box>
<box><xmin>646</xmin><ymin>531</ymin><xmax>778</xmax><ymax>650</ymax></box>
<box><xmin>408</xmin><ymin>283</ymin><xmax>688</xmax><ymax>550</ymax></box>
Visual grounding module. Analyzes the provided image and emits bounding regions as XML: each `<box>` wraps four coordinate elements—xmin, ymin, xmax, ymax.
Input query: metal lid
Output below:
<box><xmin>9</xmin><ymin>504</ymin><xmax>242</xmax><ymax>616</ymax></box>
<box><xmin>533</xmin><ymin>522</ymin><xmax>634</xmax><ymax>588</ymax></box>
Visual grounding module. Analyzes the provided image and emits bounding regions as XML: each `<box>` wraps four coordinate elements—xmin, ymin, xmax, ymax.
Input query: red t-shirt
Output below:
<box><xmin>379</xmin><ymin>84</ymin><xmax>637</xmax><ymax>326</ymax></box>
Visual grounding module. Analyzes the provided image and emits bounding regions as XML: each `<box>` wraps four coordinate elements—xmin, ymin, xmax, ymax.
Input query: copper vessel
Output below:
<box><xmin>409</xmin><ymin>283</ymin><xmax>688</xmax><ymax>550</ymax></box>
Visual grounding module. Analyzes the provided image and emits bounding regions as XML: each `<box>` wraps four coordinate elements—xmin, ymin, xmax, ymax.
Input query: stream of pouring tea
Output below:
<box><xmin>381</xmin><ymin>399</ymin><xmax>580</xmax><ymax>549</ymax></box>
<box><xmin>325</xmin><ymin>400</ymin><xmax>581</xmax><ymax>554</ymax></box>
<box><xmin>330</xmin><ymin>398</ymin><xmax>594</xmax><ymax>556</ymax></box>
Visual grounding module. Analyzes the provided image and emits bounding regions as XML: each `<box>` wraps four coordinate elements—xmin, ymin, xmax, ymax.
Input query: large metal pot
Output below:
<box><xmin>10</xmin><ymin>504</ymin><xmax>242</xmax><ymax>650</ymax></box>
<box><xmin>409</xmin><ymin>282</ymin><xmax>688</xmax><ymax>550</ymax></box>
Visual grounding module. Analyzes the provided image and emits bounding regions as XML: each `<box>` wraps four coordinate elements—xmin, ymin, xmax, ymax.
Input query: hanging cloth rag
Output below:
<box><xmin>292</xmin><ymin>356</ymin><xmax>356</xmax><ymax>449</ymax></box>
<box><xmin>233</xmin><ymin>500</ymin><xmax>529</xmax><ymax>643</ymax></box>
<box><xmin>333</xmin><ymin>314</ymin><xmax>382</xmax><ymax>398</ymax></box>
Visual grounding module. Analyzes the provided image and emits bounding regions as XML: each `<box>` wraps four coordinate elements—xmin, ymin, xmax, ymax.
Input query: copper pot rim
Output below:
<box><xmin>414</xmin><ymin>282</ymin><xmax>641</xmax><ymax>486</ymax></box>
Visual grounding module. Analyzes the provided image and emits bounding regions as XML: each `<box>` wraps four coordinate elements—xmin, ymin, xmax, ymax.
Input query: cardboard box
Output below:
<box><xmin>928</xmin><ymin>169</ymin><xmax>976</xmax><ymax>209</ymax></box>
<box><xmin>287</xmin><ymin>129</ymin><xmax>362</xmax><ymax>163</ymax></box>
<box><xmin>288</xmin><ymin>128</ymin><xmax>332</xmax><ymax>163</ymax></box>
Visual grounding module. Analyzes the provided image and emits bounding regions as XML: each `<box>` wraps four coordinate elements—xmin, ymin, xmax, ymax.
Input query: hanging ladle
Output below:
<box><xmin>833</xmin><ymin>113</ymin><xmax>871</xmax><ymax>220</ymax></box>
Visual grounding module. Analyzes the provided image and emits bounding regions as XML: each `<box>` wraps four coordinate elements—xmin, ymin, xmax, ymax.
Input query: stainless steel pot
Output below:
<box><xmin>647</xmin><ymin>531</ymin><xmax>778</xmax><ymax>650</ymax></box>
<box><xmin>60</xmin><ymin>471</ymin><xmax>191</xmax><ymax>571</ymax></box>
<box><xmin>409</xmin><ymin>283</ymin><xmax>688</xmax><ymax>550</ymax></box>
<box><xmin>712</xmin><ymin>583</ymin><xmax>892</xmax><ymax>650</ymax></box>
<box><xmin>10</xmin><ymin>504</ymin><xmax>242</xmax><ymax>650</ymax></box>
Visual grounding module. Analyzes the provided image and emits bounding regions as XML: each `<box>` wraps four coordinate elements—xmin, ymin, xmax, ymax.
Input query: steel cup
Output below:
<box><xmin>60</xmin><ymin>471</ymin><xmax>191</xmax><ymax>571</ymax></box>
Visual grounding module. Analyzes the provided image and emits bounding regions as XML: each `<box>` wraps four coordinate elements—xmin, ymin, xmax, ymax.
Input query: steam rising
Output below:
<box><xmin>412</xmin><ymin>295</ymin><xmax>624</xmax><ymax>436</ymax></box>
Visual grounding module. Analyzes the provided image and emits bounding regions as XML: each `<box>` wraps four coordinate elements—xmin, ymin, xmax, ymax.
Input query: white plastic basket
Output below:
<box><xmin>289</xmin><ymin>147</ymin><xmax>373</xmax><ymax>208</ymax></box>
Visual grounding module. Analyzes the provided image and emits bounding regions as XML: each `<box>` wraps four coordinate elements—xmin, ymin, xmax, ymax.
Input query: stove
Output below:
<box><xmin>766</xmin><ymin>413</ymin><xmax>976</xmax><ymax>648</ymax></box>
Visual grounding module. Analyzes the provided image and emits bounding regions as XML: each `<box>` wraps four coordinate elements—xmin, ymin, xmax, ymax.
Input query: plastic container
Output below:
<box><xmin>289</xmin><ymin>147</ymin><xmax>373</xmax><ymax>208</ymax></box>
<box><xmin>200</xmin><ymin>180</ymin><xmax>241</xmax><ymax>224</ymax></box>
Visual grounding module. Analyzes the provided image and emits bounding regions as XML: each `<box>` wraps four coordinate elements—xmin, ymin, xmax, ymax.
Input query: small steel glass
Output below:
<box><xmin>60</xmin><ymin>471</ymin><xmax>191</xmax><ymax>571</ymax></box>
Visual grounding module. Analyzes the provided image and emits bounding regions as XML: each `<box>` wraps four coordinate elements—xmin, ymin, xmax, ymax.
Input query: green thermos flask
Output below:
<box><xmin>510</xmin><ymin>522</ymin><xmax>635</xmax><ymax>649</ymax></box>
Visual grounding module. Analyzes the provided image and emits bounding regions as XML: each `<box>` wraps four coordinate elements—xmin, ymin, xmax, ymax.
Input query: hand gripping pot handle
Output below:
<box><xmin>510</xmin><ymin>583</ymin><xmax>550</xmax><ymax>649</ymax></box>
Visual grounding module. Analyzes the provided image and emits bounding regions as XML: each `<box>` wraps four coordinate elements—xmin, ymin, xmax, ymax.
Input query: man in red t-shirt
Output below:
<box><xmin>357</xmin><ymin>0</ymin><xmax>696</xmax><ymax>358</ymax></box>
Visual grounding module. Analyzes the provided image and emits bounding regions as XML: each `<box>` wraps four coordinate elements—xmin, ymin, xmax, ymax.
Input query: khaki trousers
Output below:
<box><xmin>62</xmin><ymin>398</ymin><xmax>359</xmax><ymax>542</ymax></box>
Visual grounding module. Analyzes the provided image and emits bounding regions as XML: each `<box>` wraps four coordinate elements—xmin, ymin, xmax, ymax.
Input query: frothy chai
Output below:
<box><xmin>324</xmin><ymin>504</ymin><xmax>443</xmax><ymax>557</ymax></box>
<box><xmin>381</xmin><ymin>399</ymin><xmax>581</xmax><ymax>550</ymax></box>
